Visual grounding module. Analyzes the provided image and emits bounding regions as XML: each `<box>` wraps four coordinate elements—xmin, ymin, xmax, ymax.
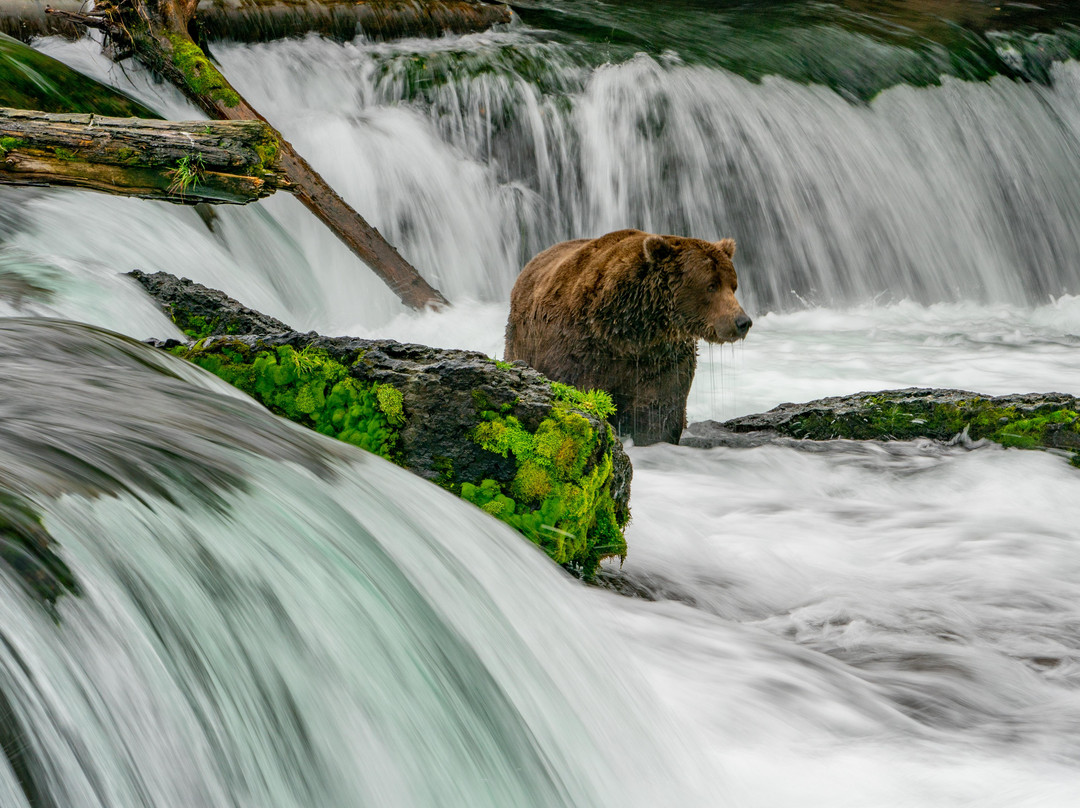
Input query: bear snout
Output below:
<box><xmin>735</xmin><ymin>312</ymin><xmax>753</xmax><ymax>335</ymax></box>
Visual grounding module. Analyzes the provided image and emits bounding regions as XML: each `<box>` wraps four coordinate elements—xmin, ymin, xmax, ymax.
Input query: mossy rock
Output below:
<box><xmin>0</xmin><ymin>32</ymin><xmax>158</xmax><ymax>117</ymax></box>
<box><xmin>138</xmin><ymin>273</ymin><xmax>631</xmax><ymax>576</ymax></box>
<box><xmin>688</xmin><ymin>388</ymin><xmax>1080</xmax><ymax>465</ymax></box>
<box><xmin>171</xmin><ymin>333</ymin><xmax>630</xmax><ymax>576</ymax></box>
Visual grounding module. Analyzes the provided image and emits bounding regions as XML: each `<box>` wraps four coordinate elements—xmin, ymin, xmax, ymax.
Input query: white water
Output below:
<box><xmin>2</xmin><ymin>22</ymin><xmax>1080</xmax><ymax>808</ymax></box>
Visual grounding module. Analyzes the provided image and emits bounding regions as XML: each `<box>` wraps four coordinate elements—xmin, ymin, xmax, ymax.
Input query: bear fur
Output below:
<box><xmin>504</xmin><ymin>228</ymin><xmax>752</xmax><ymax>445</ymax></box>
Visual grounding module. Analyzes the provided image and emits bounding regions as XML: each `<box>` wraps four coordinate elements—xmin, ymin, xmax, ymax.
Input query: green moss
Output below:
<box><xmin>550</xmin><ymin>381</ymin><xmax>616</xmax><ymax>419</ymax></box>
<box><xmin>375</xmin><ymin>384</ymin><xmax>405</xmax><ymax>426</ymax></box>
<box><xmin>465</xmin><ymin>396</ymin><xmax>627</xmax><ymax>577</ymax></box>
<box><xmin>989</xmin><ymin>409</ymin><xmax>1079</xmax><ymax>450</ymax></box>
<box><xmin>179</xmin><ymin>342</ymin><xmax>401</xmax><ymax>459</ymax></box>
<box><xmin>432</xmin><ymin>455</ymin><xmax>455</xmax><ymax>488</ymax></box>
<box><xmin>494</xmin><ymin>359</ymin><xmax>514</xmax><ymax>370</ymax></box>
<box><xmin>115</xmin><ymin>146</ymin><xmax>141</xmax><ymax>165</ymax></box>
<box><xmin>180</xmin><ymin>314</ymin><xmax>212</xmax><ymax>340</ymax></box>
<box><xmin>0</xmin><ymin>136</ymin><xmax>25</xmax><ymax>154</ymax></box>
<box><xmin>252</xmin><ymin>132</ymin><xmax>279</xmax><ymax>173</ymax></box>
<box><xmin>166</xmin><ymin>34</ymin><xmax>241</xmax><ymax>109</ymax></box>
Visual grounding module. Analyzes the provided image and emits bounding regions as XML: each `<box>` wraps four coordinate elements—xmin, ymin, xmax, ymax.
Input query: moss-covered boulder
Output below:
<box><xmin>0</xmin><ymin>32</ymin><xmax>158</xmax><ymax>117</ymax></box>
<box><xmin>685</xmin><ymin>388</ymin><xmax>1080</xmax><ymax>465</ymax></box>
<box><xmin>134</xmin><ymin>272</ymin><xmax>631</xmax><ymax>576</ymax></box>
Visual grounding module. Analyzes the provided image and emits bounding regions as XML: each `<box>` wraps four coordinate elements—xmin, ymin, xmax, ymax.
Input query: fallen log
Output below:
<box><xmin>3</xmin><ymin>0</ymin><xmax>511</xmax><ymax>42</ymax></box>
<box><xmin>132</xmin><ymin>269</ymin><xmax>631</xmax><ymax>576</ymax></box>
<box><xmin>1</xmin><ymin>107</ymin><xmax>289</xmax><ymax>203</ymax></box>
<box><xmin>47</xmin><ymin>0</ymin><xmax>449</xmax><ymax>310</ymax></box>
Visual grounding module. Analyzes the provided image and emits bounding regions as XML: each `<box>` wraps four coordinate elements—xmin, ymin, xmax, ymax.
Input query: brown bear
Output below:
<box><xmin>504</xmin><ymin>228</ymin><xmax>752</xmax><ymax>445</ymax></box>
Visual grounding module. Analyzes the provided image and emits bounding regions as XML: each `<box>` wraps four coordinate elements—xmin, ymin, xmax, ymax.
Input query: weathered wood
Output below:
<box><xmin>44</xmin><ymin>0</ymin><xmax>449</xmax><ymax>310</ymax></box>
<box><xmin>1</xmin><ymin>107</ymin><xmax>289</xmax><ymax>204</ymax></box>
<box><xmin>3</xmin><ymin>0</ymin><xmax>511</xmax><ymax>41</ymax></box>
<box><xmin>1</xmin><ymin>108</ymin><xmax>277</xmax><ymax>170</ymax></box>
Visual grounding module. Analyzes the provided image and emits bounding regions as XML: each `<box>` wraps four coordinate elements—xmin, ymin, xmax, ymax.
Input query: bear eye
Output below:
<box><xmin>708</xmin><ymin>281</ymin><xmax>720</xmax><ymax>293</ymax></box>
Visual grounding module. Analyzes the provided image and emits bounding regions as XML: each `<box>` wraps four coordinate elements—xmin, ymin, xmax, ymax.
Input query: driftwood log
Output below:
<box><xmin>3</xmin><ymin>0</ymin><xmax>511</xmax><ymax>42</ymax></box>
<box><xmin>41</xmin><ymin>0</ymin><xmax>448</xmax><ymax>310</ymax></box>
<box><xmin>1</xmin><ymin>107</ymin><xmax>290</xmax><ymax>203</ymax></box>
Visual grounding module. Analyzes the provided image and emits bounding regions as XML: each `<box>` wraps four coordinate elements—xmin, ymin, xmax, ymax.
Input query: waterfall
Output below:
<box><xmin>8</xmin><ymin>27</ymin><xmax>1080</xmax><ymax>335</ymax></box>
<box><xmin>3</xmin><ymin>8</ymin><xmax>1080</xmax><ymax>807</ymax></box>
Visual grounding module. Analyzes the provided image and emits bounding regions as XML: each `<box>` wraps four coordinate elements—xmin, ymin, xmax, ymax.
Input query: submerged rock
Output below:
<box><xmin>134</xmin><ymin>272</ymin><xmax>630</xmax><ymax>576</ymax></box>
<box><xmin>0</xmin><ymin>487</ymin><xmax>79</xmax><ymax>611</ymax></box>
<box><xmin>685</xmin><ymin>388</ymin><xmax>1080</xmax><ymax>464</ymax></box>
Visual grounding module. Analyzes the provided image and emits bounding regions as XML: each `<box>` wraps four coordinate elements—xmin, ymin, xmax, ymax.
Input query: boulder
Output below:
<box><xmin>132</xmin><ymin>271</ymin><xmax>631</xmax><ymax>576</ymax></box>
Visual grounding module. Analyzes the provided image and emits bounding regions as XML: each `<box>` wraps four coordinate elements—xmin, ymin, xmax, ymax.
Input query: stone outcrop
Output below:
<box><xmin>684</xmin><ymin>388</ymin><xmax>1080</xmax><ymax>464</ymax></box>
<box><xmin>133</xmin><ymin>271</ymin><xmax>631</xmax><ymax>576</ymax></box>
<box><xmin>130</xmin><ymin>270</ymin><xmax>292</xmax><ymax>337</ymax></box>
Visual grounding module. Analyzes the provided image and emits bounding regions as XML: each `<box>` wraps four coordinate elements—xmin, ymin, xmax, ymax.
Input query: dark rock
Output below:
<box><xmin>686</xmin><ymin>388</ymin><xmax>1080</xmax><ymax>461</ymax></box>
<box><xmin>128</xmin><ymin>269</ymin><xmax>292</xmax><ymax>339</ymax></box>
<box><xmin>133</xmin><ymin>272</ymin><xmax>631</xmax><ymax>575</ymax></box>
<box><xmin>0</xmin><ymin>488</ymin><xmax>79</xmax><ymax>611</ymax></box>
<box><xmin>680</xmin><ymin>421</ymin><xmax>782</xmax><ymax>449</ymax></box>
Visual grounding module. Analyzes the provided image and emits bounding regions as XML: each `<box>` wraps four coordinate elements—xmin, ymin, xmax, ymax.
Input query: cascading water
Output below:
<box><xmin>13</xmin><ymin>16</ymin><xmax>1080</xmax><ymax>329</ymax></box>
<box><xmin>3</xmin><ymin>2</ymin><xmax>1080</xmax><ymax>805</ymax></box>
<box><xmin>0</xmin><ymin>319</ymin><xmax>708</xmax><ymax>807</ymax></box>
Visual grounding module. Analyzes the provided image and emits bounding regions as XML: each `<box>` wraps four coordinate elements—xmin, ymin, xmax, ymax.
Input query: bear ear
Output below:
<box><xmin>716</xmin><ymin>238</ymin><xmax>736</xmax><ymax>259</ymax></box>
<box><xmin>643</xmin><ymin>235</ymin><xmax>673</xmax><ymax>263</ymax></box>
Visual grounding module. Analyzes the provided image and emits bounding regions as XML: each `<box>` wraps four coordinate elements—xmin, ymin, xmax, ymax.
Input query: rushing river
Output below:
<box><xmin>3</xmin><ymin>2</ymin><xmax>1080</xmax><ymax>805</ymax></box>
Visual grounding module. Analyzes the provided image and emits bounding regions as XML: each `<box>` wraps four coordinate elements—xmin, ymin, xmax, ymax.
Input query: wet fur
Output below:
<box><xmin>505</xmin><ymin>229</ymin><xmax>750</xmax><ymax>445</ymax></box>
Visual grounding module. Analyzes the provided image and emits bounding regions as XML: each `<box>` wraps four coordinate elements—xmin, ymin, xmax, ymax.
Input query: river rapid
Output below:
<box><xmin>2</xmin><ymin>2</ymin><xmax>1080</xmax><ymax>805</ymax></box>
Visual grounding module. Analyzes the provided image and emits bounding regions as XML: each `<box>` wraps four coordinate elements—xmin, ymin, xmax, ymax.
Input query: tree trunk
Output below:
<box><xmin>0</xmin><ymin>107</ymin><xmax>289</xmax><ymax>203</ymax></box>
<box><xmin>46</xmin><ymin>0</ymin><xmax>449</xmax><ymax>310</ymax></box>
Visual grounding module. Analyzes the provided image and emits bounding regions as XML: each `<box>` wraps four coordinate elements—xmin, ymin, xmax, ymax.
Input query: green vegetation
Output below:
<box><xmin>166</xmin><ymin>33</ymin><xmax>241</xmax><ymax>109</ymax></box>
<box><xmin>0</xmin><ymin>137</ymin><xmax>25</xmax><ymax>154</ymax></box>
<box><xmin>167</xmin><ymin>153</ymin><xmax>206</xmax><ymax>196</ymax></box>
<box><xmin>461</xmin><ymin>383</ymin><xmax>626</xmax><ymax>576</ymax></box>
<box><xmin>549</xmin><ymin>382</ymin><xmax>615</xmax><ymax>419</ymax></box>
<box><xmin>177</xmin><ymin>314</ymin><xmax>213</xmax><ymax>341</ymax></box>
<box><xmin>251</xmin><ymin>131</ymin><xmax>280</xmax><ymax>173</ymax></box>
<box><xmin>174</xmin><ymin>337</ymin><xmax>628</xmax><ymax>576</ymax></box>
<box><xmin>179</xmin><ymin>342</ymin><xmax>401</xmax><ymax>459</ymax></box>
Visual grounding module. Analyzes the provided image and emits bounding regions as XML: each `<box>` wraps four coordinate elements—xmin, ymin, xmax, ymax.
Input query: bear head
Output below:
<box><xmin>642</xmin><ymin>234</ymin><xmax>752</xmax><ymax>343</ymax></box>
